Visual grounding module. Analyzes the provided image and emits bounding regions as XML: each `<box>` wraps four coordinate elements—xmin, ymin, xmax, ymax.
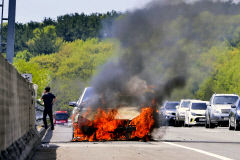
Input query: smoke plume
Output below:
<box><xmin>91</xmin><ymin>0</ymin><xmax>240</xmax><ymax>107</ymax></box>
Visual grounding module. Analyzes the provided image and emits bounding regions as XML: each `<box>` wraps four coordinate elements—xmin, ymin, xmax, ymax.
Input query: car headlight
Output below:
<box><xmin>213</xmin><ymin>108</ymin><xmax>220</xmax><ymax>114</ymax></box>
<box><xmin>237</xmin><ymin>110</ymin><xmax>240</xmax><ymax>115</ymax></box>
<box><xmin>191</xmin><ymin>112</ymin><xmax>196</xmax><ymax>116</ymax></box>
<box><xmin>165</xmin><ymin>112</ymin><xmax>172</xmax><ymax>116</ymax></box>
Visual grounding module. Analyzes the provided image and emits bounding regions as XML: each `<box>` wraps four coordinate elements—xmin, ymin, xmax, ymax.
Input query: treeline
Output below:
<box><xmin>2</xmin><ymin>11</ymin><xmax>119</xmax><ymax>54</ymax></box>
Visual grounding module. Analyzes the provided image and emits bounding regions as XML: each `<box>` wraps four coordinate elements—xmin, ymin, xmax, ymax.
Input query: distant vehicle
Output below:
<box><xmin>159</xmin><ymin>101</ymin><xmax>179</xmax><ymax>126</ymax></box>
<box><xmin>184</xmin><ymin>100</ymin><xmax>207</xmax><ymax>127</ymax></box>
<box><xmin>229</xmin><ymin>99</ymin><xmax>240</xmax><ymax>131</ymax></box>
<box><xmin>205</xmin><ymin>94</ymin><xmax>239</xmax><ymax>128</ymax></box>
<box><xmin>175</xmin><ymin>99</ymin><xmax>194</xmax><ymax>126</ymax></box>
<box><xmin>54</xmin><ymin>111</ymin><xmax>68</xmax><ymax>124</ymax></box>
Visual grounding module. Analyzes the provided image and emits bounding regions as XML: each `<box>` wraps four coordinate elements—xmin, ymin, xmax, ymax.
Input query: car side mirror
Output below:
<box><xmin>231</xmin><ymin>105</ymin><xmax>236</xmax><ymax>108</ymax></box>
<box><xmin>69</xmin><ymin>101</ymin><xmax>77</xmax><ymax>107</ymax></box>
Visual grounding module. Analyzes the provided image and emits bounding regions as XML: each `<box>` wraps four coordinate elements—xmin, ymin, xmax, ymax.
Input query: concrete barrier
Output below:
<box><xmin>0</xmin><ymin>55</ymin><xmax>40</xmax><ymax>160</ymax></box>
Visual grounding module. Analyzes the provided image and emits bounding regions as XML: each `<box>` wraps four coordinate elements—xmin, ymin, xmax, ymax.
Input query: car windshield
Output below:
<box><xmin>213</xmin><ymin>96</ymin><xmax>238</xmax><ymax>105</ymax></box>
<box><xmin>165</xmin><ymin>102</ymin><xmax>179</xmax><ymax>109</ymax></box>
<box><xmin>181</xmin><ymin>101</ymin><xmax>190</xmax><ymax>108</ymax></box>
<box><xmin>191</xmin><ymin>103</ymin><xmax>207</xmax><ymax>110</ymax></box>
<box><xmin>55</xmin><ymin>113</ymin><xmax>68</xmax><ymax>120</ymax></box>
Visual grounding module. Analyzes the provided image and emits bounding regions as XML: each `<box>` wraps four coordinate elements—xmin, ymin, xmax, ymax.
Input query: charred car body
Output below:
<box><xmin>69</xmin><ymin>87</ymin><xmax>156</xmax><ymax>141</ymax></box>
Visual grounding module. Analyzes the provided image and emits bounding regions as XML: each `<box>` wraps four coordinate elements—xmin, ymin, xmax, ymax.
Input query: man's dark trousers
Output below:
<box><xmin>43</xmin><ymin>109</ymin><xmax>54</xmax><ymax>130</ymax></box>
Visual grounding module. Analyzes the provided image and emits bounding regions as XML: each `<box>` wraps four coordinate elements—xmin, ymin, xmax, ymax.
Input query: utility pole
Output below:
<box><xmin>0</xmin><ymin>0</ymin><xmax>6</xmax><ymax>53</ymax></box>
<box><xmin>6</xmin><ymin>0</ymin><xmax>16</xmax><ymax>63</ymax></box>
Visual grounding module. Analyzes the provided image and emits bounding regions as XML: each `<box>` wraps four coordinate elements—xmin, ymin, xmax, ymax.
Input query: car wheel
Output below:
<box><xmin>175</xmin><ymin>117</ymin><xmax>180</xmax><ymax>127</ymax></box>
<box><xmin>234</xmin><ymin>118</ymin><xmax>240</xmax><ymax>131</ymax></box>
<box><xmin>209</xmin><ymin>117</ymin><xmax>215</xmax><ymax>128</ymax></box>
<box><xmin>205</xmin><ymin>115</ymin><xmax>209</xmax><ymax>128</ymax></box>
<box><xmin>180</xmin><ymin>121</ymin><xmax>184</xmax><ymax>127</ymax></box>
<box><xmin>229</xmin><ymin>118</ymin><xmax>234</xmax><ymax>130</ymax></box>
<box><xmin>174</xmin><ymin>119</ymin><xmax>178</xmax><ymax>127</ymax></box>
<box><xmin>184</xmin><ymin>119</ymin><xmax>188</xmax><ymax>127</ymax></box>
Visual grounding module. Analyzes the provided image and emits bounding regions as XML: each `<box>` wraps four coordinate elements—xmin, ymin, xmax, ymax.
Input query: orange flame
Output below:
<box><xmin>72</xmin><ymin>107</ymin><xmax>155</xmax><ymax>142</ymax></box>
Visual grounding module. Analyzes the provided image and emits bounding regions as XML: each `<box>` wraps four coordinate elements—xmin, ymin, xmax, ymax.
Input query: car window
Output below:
<box><xmin>55</xmin><ymin>113</ymin><xmax>68</xmax><ymax>120</ymax></box>
<box><xmin>165</xmin><ymin>102</ymin><xmax>179</xmax><ymax>109</ymax></box>
<box><xmin>213</xmin><ymin>96</ymin><xmax>238</xmax><ymax>105</ymax></box>
<box><xmin>237</xmin><ymin>101</ymin><xmax>240</xmax><ymax>108</ymax></box>
<box><xmin>181</xmin><ymin>101</ymin><xmax>190</xmax><ymax>108</ymax></box>
<box><xmin>191</xmin><ymin>103</ymin><xmax>207</xmax><ymax>110</ymax></box>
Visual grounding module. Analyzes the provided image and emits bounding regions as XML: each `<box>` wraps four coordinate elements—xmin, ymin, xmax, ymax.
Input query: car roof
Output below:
<box><xmin>213</xmin><ymin>94</ymin><xmax>239</xmax><ymax>97</ymax></box>
<box><xmin>180</xmin><ymin>99</ymin><xmax>200</xmax><ymax>103</ymax></box>
<box><xmin>165</xmin><ymin>101</ymin><xmax>179</xmax><ymax>103</ymax></box>
<box><xmin>180</xmin><ymin>99</ymin><xmax>198</xmax><ymax>102</ymax></box>
<box><xmin>190</xmin><ymin>100</ymin><xmax>208</xmax><ymax>103</ymax></box>
<box><xmin>55</xmin><ymin>111</ymin><xmax>68</xmax><ymax>114</ymax></box>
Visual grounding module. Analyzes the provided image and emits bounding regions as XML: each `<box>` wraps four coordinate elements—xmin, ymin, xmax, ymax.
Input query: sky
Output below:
<box><xmin>3</xmin><ymin>0</ymin><xmax>153</xmax><ymax>23</ymax></box>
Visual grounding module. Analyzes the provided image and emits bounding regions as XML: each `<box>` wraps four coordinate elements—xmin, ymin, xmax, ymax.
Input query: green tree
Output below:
<box><xmin>13</xmin><ymin>59</ymin><xmax>50</xmax><ymax>97</ymax></box>
<box><xmin>15</xmin><ymin>50</ymin><xmax>33</xmax><ymax>61</ymax></box>
<box><xmin>27</xmin><ymin>25</ymin><xmax>63</xmax><ymax>55</ymax></box>
<box><xmin>196</xmin><ymin>47</ymin><xmax>240</xmax><ymax>100</ymax></box>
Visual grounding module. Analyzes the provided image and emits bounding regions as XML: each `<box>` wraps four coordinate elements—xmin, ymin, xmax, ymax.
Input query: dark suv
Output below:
<box><xmin>159</xmin><ymin>101</ymin><xmax>179</xmax><ymax>126</ymax></box>
<box><xmin>229</xmin><ymin>99</ymin><xmax>240</xmax><ymax>131</ymax></box>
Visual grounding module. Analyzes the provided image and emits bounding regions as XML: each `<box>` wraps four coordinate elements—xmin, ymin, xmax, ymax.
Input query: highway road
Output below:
<box><xmin>32</xmin><ymin>124</ymin><xmax>240</xmax><ymax>160</ymax></box>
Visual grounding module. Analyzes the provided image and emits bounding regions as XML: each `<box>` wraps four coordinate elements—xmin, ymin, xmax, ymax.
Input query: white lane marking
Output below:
<box><xmin>163</xmin><ymin>142</ymin><xmax>233</xmax><ymax>160</ymax></box>
<box><xmin>205</xmin><ymin>130</ymin><xmax>220</xmax><ymax>133</ymax></box>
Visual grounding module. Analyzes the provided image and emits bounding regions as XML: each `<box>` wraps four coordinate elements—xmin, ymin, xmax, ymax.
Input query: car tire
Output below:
<box><xmin>229</xmin><ymin>119</ymin><xmax>234</xmax><ymax>130</ymax></box>
<box><xmin>174</xmin><ymin>120</ymin><xmax>178</xmax><ymax>127</ymax></box>
<box><xmin>181</xmin><ymin>121</ymin><xmax>185</xmax><ymax>127</ymax></box>
<box><xmin>175</xmin><ymin>118</ymin><xmax>180</xmax><ymax>127</ymax></box>
<box><xmin>184</xmin><ymin>120</ymin><xmax>188</xmax><ymax>127</ymax></box>
<box><xmin>205</xmin><ymin>115</ymin><xmax>209</xmax><ymax>128</ymax></box>
<box><xmin>209</xmin><ymin>117</ymin><xmax>215</xmax><ymax>128</ymax></box>
<box><xmin>234</xmin><ymin>118</ymin><xmax>240</xmax><ymax>131</ymax></box>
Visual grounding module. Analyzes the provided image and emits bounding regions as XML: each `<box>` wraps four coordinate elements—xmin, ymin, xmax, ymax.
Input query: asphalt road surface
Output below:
<box><xmin>32</xmin><ymin>124</ymin><xmax>240</xmax><ymax>160</ymax></box>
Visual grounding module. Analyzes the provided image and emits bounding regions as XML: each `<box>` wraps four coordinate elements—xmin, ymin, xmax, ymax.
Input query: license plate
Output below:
<box><xmin>224</xmin><ymin>117</ymin><xmax>228</xmax><ymax>120</ymax></box>
<box><xmin>199</xmin><ymin>119</ymin><xmax>205</xmax><ymax>121</ymax></box>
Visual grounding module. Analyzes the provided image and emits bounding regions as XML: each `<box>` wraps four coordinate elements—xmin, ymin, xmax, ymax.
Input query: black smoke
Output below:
<box><xmin>91</xmin><ymin>0</ymin><xmax>240</xmax><ymax>107</ymax></box>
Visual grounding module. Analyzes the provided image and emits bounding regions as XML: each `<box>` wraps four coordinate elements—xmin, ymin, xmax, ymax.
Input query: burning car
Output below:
<box><xmin>69</xmin><ymin>87</ymin><xmax>156</xmax><ymax>142</ymax></box>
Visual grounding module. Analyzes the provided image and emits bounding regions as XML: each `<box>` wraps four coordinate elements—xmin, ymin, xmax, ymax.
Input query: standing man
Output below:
<box><xmin>41</xmin><ymin>86</ymin><xmax>56</xmax><ymax>130</ymax></box>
